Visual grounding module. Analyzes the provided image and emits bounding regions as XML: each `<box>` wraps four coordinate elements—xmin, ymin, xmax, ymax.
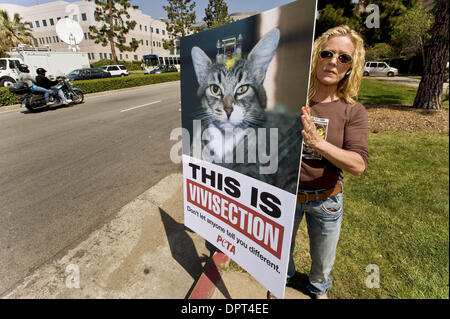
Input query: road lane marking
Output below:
<box><xmin>120</xmin><ymin>100</ymin><xmax>161</xmax><ymax>113</ymax></box>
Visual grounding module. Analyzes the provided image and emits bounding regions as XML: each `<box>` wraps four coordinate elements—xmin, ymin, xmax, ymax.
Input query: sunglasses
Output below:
<box><xmin>319</xmin><ymin>50</ymin><xmax>353</xmax><ymax>64</ymax></box>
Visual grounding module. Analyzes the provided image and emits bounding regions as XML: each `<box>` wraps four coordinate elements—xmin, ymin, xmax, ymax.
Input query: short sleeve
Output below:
<box><xmin>343</xmin><ymin>103</ymin><xmax>369</xmax><ymax>168</ymax></box>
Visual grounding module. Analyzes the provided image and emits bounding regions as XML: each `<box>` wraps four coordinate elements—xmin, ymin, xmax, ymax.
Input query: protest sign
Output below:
<box><xmin>180</xmin><ymin>0</ymin><xmax>317</xmax><ymax>298</ymax></box>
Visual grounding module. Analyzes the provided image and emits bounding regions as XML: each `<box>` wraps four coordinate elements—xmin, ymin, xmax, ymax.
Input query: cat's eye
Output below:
<box><xmin>236</xmin><ymin>85</ymin><xmax>249</xmax><ymax>95</ymax></box>
<box><xmin>209</xmin><ymin>85</ymin><xmax>222</xmax><ymax>97</ymax></box>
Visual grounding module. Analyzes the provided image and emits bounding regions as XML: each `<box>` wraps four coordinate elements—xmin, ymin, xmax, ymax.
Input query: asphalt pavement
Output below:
<box><xmin>0</xmin><ymin>81</ymin><xmax>312</xmax><ymax>300</ymax></box>
<box><xmin>0</xmin><ymin>81</ymin><xmax>183</xmax><ymax>296</ymax></box>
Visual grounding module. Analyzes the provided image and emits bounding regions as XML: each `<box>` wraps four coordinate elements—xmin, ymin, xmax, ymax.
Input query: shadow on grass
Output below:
<box><xmin>363</xmin><ymin>104</ymin><xmax>442</xmax><ymax>116</ymax></box>
<box><xmin>358</xmin><ymin>93</ymin><xmax>408</xmax><ymax>106</ymax></box>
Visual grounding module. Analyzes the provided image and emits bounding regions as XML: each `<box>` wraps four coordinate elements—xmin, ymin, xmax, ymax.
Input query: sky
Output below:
<box><xmin>0</xmin><ymin>0</ymin><xmax>297</xmax><ymax>20</ymax></box>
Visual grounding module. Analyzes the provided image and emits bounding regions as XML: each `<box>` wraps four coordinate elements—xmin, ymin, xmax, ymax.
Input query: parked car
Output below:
<box><xmin>363</xmin><ymin>62</ymin><xmax>398</xmax><ymax>77</ymax></box>
<box><xmin>146</xmin><ymin>65</ymin><xmax>178</xmax><ymax>74</ymax></box>
<box><xmin>100</xmin><ymin>65</ymin><xmax>129</xmax><ymax>77</ymax></box>
<box><xmin>67</xmin><ymin>68</ymin><xmax>111</xmax><ymax>81</ymax></box>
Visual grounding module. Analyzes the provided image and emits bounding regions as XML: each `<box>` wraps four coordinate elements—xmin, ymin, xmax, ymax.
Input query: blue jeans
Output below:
<box><xmin>288</xmin><ymin>187</ymin><xmax>344</xmax><ymax>296</ymax></box>
<box><xmin>51</xmin><ymin>88</ymin><xmax>68</xmax><ymax>102</ymax></box>
<box><xmin>30</xmin><ymin>85</ymin><xmax>52</xmax><ymax>103</ymax></box>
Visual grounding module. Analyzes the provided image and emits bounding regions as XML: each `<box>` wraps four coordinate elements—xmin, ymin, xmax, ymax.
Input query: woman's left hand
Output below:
<box><xmin>301</xmin><ymin>106</ymin><xmax>322</xmax><ymax>148</ymax></box>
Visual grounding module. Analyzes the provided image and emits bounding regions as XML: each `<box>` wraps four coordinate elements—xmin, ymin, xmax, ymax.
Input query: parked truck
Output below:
<box><xmin>0</xmin><ymin>46</ymin><xmax>90</xmax><ymax>87</ymax></box>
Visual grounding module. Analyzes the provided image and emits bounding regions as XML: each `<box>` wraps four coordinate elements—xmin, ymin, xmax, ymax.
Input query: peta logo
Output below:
<box><xmin>217</xmin><ymin>234</ymin><xmax>235</xmax><ymax>255</ymax></box>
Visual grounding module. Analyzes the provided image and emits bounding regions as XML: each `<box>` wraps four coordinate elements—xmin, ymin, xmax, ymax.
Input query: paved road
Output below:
<box><xmin>0</xmin><ymin>81</ymin><xmax>182</xmax><ymax>295</ymax></box>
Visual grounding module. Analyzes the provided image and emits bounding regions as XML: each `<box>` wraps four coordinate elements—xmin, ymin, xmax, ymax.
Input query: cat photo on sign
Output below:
<box><xmin>191</xmin><ymin>28</ymin><xmax>280</xmax><ymax>161</ymax></box>
<box><xmin>187</xmin><ymin>28</ymin><xmax>302</xmax><ymax>194</ymax></box>
<box><xmin>181</xmin><ymin>2</ymin><xmax>316</xmax><ymax>194</ymax></box>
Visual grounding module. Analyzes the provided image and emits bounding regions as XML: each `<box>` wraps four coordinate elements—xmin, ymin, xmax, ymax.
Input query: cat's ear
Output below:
<box><xmin>247</xmin><ymin>28</ymin><xmax>280</xmax><ymax>84</ymax></box>
<box><xmin>191</xmin><ymin>47</ymin><xmax>212</xmax><ymax>85</ymax></box>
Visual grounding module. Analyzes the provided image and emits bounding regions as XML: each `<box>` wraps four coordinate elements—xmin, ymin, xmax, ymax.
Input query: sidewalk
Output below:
<box><xmin>2</xmin><ymin>173</ymin><xmax>309</xmax><ymax>299</ymax></box>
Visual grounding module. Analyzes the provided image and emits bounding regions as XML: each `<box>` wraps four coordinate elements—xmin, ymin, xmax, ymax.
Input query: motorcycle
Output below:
<box><xmin>9</xmin><ymin>77</ymin><xmax>84</xmax><ymax>112</ymax></box>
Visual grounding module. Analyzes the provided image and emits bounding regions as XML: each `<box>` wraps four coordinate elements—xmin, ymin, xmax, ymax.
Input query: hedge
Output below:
<box><xmin>0</xmin><ymin>72</ymin><xmax>180</xmax><ymax>107</ymax></box>
<box><xmin>0</xmin><ymin>87</ymin><xmax>20</xmax><ymax>107</ymax></box>
<box><xmin>91</xmin><ymin>59</ymin><xmax>143</xmax><ymax>71</ymax></box>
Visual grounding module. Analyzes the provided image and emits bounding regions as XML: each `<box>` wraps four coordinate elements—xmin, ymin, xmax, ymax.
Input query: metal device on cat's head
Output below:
<box><xmin>215</xmin><ymin>34</ymin><xmax>243</xmax><ymax>69</ymax></box>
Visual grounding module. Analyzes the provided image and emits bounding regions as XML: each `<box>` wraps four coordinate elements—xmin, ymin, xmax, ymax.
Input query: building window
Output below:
<box><xmin>35</xmin><ymin>21</ymin><xmax>40</xmax><ymax>27</ymax></box>
<box><xmin>33</xmin><ymin>39</ymin><xmax>38</xmax><ymax>46</ymax></box>
<box><xmin>125</xmin><ymin>54</ymin><xmax>128</xmax><ymax>59</ymax></box>
<box><xmin>28</xmin><ymin>22</ymin><xmax>33</xmax><ymax>28</ymax></box>
<box><xmin>57</xmin><ymin>17</ymin><xmax>61</xmax><ymax>21</ymax></box>
<box><xmin>87</xmin><ymin>53</ymin><xmax>91</xmax><ymax>59</ymax></box>
<box><xmin>139</xmin><ymin>24</ymin><xmax>142</xmax><ymax>31</ymax></box>
<box><xmin>162</xmin><ymin>30</ymin><xmax>165</xmax><ymax>36</ymax></box>
<box><xmin>42</xmin><ymin>19</ymin><xmax>47</xmax><ymax>27</ymax></box>
<box><xmin>134</xmin><ymin>55</ymin><xmax>138</xmax><ymax>60</ymax></box>
<box><xmin>150</xmin><ymin>27</ymin><xmax>153</xmax><ymax>33</ymax></box>
<box><xmin>140</xmin><ymin>39</ymin><xmax>143</xmax><ymax>45</ymax></box>
<box><xmin>153</xmin><ymin>41</ymin><xmax>155</xmax><ymax>46</ymax></box>
<box><xmin>73</xmin><ymin>15</ymin><xmax>78</xmax><ymax>21</ymax></box>
<box><xmin>82</xmin><ymin>13</ymin><xmax>87</xmax><ymax>21</ymax></box>
<box><xmin>144</xmin><ymin>26</ymin><xmax>147</xmax><ymax>32</ymax></box>
<box><xmin>120</xmin><ymin>54</ymin><xmax>122</xmax><ymax>60</ymax></box>
<box><xmin>109</xmin><ymin>53</ymin><xmax>112</xmax><ymax>59</ymax></box>
<box><xmin>146</xmin><ymin>40</ymin><xmax>148</xmax><ymax>46</ymax></box>
<box><xmin>50</xmin><ymin>18</ymin><xmax>54</xmax><ymax>26</ymax></box>
<box><xmin>99</xmin><ymin>53</ymin><xmax>103</xmax><ymax>59</ymax></box>
<box><xmin>156</xmin><ymin>28</ymin><xmax>159</xmax><ymax>34</ymax></box>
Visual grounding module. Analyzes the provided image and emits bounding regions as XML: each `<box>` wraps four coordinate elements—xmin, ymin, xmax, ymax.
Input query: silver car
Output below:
<box><xmin>364</xmin><ymin>62</ymin><xmax>398</xmax><ymax>77</ymax></box>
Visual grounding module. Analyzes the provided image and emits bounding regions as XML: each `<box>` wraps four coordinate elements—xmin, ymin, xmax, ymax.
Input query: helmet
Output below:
<box><xmin>18</xmin><ymin>64</ymin><xmax>29</xmax><ymax>73</ymax></box>
<box><xmin>36</xmin><ymin>68</ymin><xmax>47</xmax><ymax>75</ymax></box>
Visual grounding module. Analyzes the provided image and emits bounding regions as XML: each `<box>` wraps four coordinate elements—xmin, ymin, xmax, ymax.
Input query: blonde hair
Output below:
<box><xmin>308</xmin><ymin>25</ymin><xmax>365</xmax><ymax>105</ymax></box>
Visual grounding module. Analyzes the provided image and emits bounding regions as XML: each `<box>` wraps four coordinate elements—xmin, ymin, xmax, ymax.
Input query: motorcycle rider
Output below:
<box><xmin>35</xmin><ymin>68</ymin><xmax>72</xmax><ymax>104</ymax></box>
<box><xmin>17</xmin><ymin>64</ymin><xmax>54</xmax><ymax>106</ymax></box>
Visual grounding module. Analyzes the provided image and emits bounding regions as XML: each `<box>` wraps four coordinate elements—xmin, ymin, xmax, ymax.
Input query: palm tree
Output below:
<box><xmin>0</xmin><ymin>10</ymin><xmax>35</xmax><ymax>56</ymax></box>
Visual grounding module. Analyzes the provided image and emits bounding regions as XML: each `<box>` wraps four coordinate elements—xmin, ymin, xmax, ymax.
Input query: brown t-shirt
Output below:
<box><xmin>299</xmin><ymin>99</ymin><xmax>369</xmax><ymax>190</ymax></box>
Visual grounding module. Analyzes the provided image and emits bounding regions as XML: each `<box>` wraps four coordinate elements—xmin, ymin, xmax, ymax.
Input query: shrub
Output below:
<box><xmin>72</xmin><ymin>73</ymin><xmax>180</xmax><ymax>94</ymax></box>
<box><xmin>0</xmin><ymin>87</ymin><xmax>21</xmax><ymax>106</ymax></box>
<box><xmin>0</xmin><ymin>73</ymin><xmax>180</xmax><ymax>107</ymax></box>
<box><xmin>91</xmin><ymin>59</ymin><xmax>143</xmax><ymax>71</ymax></box>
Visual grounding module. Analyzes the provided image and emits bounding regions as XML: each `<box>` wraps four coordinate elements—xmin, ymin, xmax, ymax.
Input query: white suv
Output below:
<box><xmin>364</xmin><ymin>62</ymin><xmax>398</xmax><ymax>77</ymax></box>
<box><xmin>100</xmin><ymin>65</ymin><xmax>129</xmax><ymax>77</ymax></box>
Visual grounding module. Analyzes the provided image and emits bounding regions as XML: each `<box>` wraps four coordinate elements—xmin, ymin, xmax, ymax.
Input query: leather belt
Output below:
<box><xmin>297</xmin><ymin>183</ymin><xmax>343</xmax><ymax>203</ymax></box>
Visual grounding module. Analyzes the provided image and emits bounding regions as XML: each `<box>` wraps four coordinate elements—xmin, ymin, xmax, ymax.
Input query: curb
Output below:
<box><xmin>188</xmin><ymin>251</ymin><xmax>230</xmax><ymax>299</ymax></box>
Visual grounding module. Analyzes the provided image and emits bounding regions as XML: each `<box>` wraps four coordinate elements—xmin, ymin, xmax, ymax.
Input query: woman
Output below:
<box><xmin>284</xmin><ymin>25</ymin><xmax>369</xmax><ymax>299</ymax></box>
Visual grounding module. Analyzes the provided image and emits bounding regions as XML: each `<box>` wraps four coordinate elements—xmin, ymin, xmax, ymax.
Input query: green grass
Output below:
<box><xmin>358</xmin><ymin>78</ymin><xmax>449</xmax><ymax>108</ymax></box>
<box><xmin>291</xmin><ymin>131</ymin><xmax>449</xmax><ymax>299</ymax></box>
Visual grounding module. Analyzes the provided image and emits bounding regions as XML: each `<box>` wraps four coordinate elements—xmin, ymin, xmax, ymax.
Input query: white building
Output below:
<box><xmin>0</xmin><ymin>0</ymin><xmax>174</xmax><ymax>63</ymax></box>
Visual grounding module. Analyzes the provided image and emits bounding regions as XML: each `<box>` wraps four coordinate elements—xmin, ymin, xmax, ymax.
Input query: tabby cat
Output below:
<box><xmin>190</xmin><ymin>28</ymin><xmax>302</xmax><ymax>194</ymax></box>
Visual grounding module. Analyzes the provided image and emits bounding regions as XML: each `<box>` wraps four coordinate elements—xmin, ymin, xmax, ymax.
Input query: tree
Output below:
<box><xmin>391</xmin><ymin>2</ymin><xmax>433</xmax><ymax>67</ymax></box>
<box><xmin>413</xmin><ymin>0</ymin><xmax>449</xmax><ymax>110</ymax></box>
<box><xmin>316</xmin><ymin>3</ymin><xmax>361</xmax><ymax>38</ymax></box>
<box><xmin>359</xmin><ymin>0</ymin><xmax>419</xmax><ymax>46</ymax></box>
<box><xmin>365</xmin><ymin>42</ymin><xmax>396</xmax><ymax>61</ymax></box>
<box><xmin>0</xmin><ymin>10</ymin><xmax>34</xmax><ymax>57</ymax></box>
<box><xmin>88</xmin><ymin>0</ymin><xmax>139</xmax><ymax>64</ymax></box>
<box><xmin>203</xmin><ymin>0</ymin><xmax>232</xmax><ymax>29</ymax></box>
<box><xmin>162</xmin><ymin>0</ymin><xmax>197</xmax><ymax>54</ymax></box>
